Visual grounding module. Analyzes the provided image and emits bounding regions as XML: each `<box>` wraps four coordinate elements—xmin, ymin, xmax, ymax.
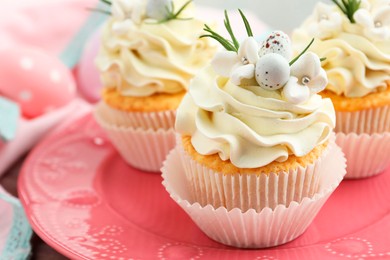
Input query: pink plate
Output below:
<box><xmin>18</xmin><ymin>114</ymin><xmax>390</xmax><ymax>260</ymax></box>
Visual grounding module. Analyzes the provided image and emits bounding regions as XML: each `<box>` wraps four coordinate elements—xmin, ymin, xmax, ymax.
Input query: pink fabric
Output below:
<box><xmin>0</xmin><ymin>100</ymin><xmax>91</xmax><ymax>176</ymax></box>
<box><xmin>0</xmin><ymin>0</ymin><xmax>98</xmax><ymax>53</ymax></box>
<box><xmin>0</xmin><ymin>187</ymin><xmax>13</xmax><ymax>253</ymax></box>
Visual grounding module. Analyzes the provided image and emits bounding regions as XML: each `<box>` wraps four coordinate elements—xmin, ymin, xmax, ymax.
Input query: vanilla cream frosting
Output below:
<box><xmin>175</xmin><ymin>66</ymin><xmax>335</xmax><ymax>168</ymax></box>
<box><xmin>293</xmin><ymin>1</ymin><xmax>390</xmax><ymax>98</ymax></box>
<box><xmin>96</xmin><ymin>0</ymin><xmax>216</xmax><ymax>97</ymax></box>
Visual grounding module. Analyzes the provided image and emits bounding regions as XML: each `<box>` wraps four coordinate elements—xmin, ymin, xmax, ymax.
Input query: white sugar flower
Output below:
<box><xmin>282</xmin><ymin>52</ymin><xmax>328</xmax><ymax>104</ymax></box>
<box><xmin>211</xmin><ymin>37</ymin><xmax>259</xmax><ymax>85</ymax></box>
<box><xmin>354</xmin><ymin>0</ymin><xmax>390</xmax><ymax>41</ymax></box>
<box><xmin>111</xmin><ymin>0</ymin><xmax>146</xmax><ymax>35</ymax></box>
<box><xmin>307</xmin><ymin>2</ymin><xmax>343</xmax><ymax>39</ymax></box>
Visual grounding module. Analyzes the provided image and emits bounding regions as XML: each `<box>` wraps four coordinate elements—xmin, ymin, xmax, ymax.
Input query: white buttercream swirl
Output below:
<box><xmin>175</xmin><ymin>66</ymin><xmax>335</xmax><ymax>168</ymax></box>
<box><xmin>96</xmin><ymin>1</ymin><xmax>216</xmax><ymax>97</ymax></box>
<box><xmin>293</xmin><ymin>1</ymin><xmax>390</xmax><ymax>97</ymax></box>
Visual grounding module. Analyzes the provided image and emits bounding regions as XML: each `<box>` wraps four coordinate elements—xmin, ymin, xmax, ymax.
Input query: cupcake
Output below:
<box><xmin>94</xmin><ymin>0</ymin><xmax>216</xmax><ymax>172</ymax></box>
<box><xmin>162</xmin><ymin>11</ymin><xmax>346</xmax><ymax>248</ymax></box>
<box><xmin>292</xmin><ymin>0</ymin><xmax>390</xmax><ymax>178</ymax></box>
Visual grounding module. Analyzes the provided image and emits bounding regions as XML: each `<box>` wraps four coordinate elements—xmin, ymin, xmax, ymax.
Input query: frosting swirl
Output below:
<box><xmin>293</xmin><ymin>1</ymin><xmax>390</xmax><ymax>98</ymax></box>
<box><xmin>96</xmin><ymin>1</ymin><xmax>216</xmax><ymax>97</ymax></box>
<box><xmin>175</xmin><ymin>66</ymin><xmax>335</xmax><ymax>168</ymax></box>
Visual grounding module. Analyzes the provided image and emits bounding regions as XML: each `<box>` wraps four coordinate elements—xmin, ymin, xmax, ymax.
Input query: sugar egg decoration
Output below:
<box><xmin>146</xmin><ymin>0</ymin><xmax>173</xmax><ymax>20</ymax></box>
<box><xmin>0</xmin><ymin>46</ymin><xmax>76</xmax><ymax>118</ymax></box>
<box><xmin>255</xmin><ymin>53</ymin><xmax>290</xmax><ymax>90</ymax></box>
<box><xmin>258</xmin><ymin>31</ymin><xmax>292</xmax><ymax>60</ymax></box>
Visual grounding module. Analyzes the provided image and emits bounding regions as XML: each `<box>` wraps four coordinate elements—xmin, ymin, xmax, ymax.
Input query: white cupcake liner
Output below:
<box><xmin>96</xmin><ymin>101</ymin><xmax>176</xmax><ymax>131</ymax></box>
<box><xmin>94</xmin><ymin>106</ymin><xmax>176</xmax><ymax>172</ymax></box>
<box><xmin>336</xmin><ymin>132</ymin><xmax>390</xmax><ymax>179</ymax></box>
<box><xmin>176</xmin><ymin>137</ymin><xmax>336</xmax><ymax>212</ymax></box>
<box><xmin>161</xmin><ymin>142</ymin><xmax>346</xmax><ymax>248</ymax></box>
<box><xmin>335</xmin><ymin>105</ymin><xmax>390</xmax><ymax>135</ymax></box>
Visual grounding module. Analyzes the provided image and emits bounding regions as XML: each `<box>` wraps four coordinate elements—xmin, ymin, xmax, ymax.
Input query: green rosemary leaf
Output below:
<box><xmin>224</xmin><ymin>10</ymin><xmax>240</xmax><ymax>50</ymax></box>
<box><xmin>173</xmin><ymin>0</ymin><xmax>193</xmax><ymax>19</ymax></box>
<box><xmin>331</xmin><ymin>0</ymin><xmax>347</xmax><ymax>13</ymax></box>
<box><xmin>87</xmin><ymin>7</ymin><xmax>111</xmax><ymax>15</ymax></box>
<box><xmin>150</xmin><ymin>0</ymin><xmax>193</xmax><ymax>24</ymax></box>
<box><xmin>238</xmin><ymin>9</ymin><xmax>253</xmax><ymax>37</ymax></box>
<box><xmin>165</xmin><ymin>3</ymin><xmax>174</xmax><ymax>18</ymax></box>
<box><xmin>200</xmin><ymin>35</ymin><xmax>236</xmax><ymax>52</ymax></box>
<box><xmin>204</xmin><ymin>33</ymin><xmax>235</xmax><ymax>49</ymax></box>
<box><xmin>100</xmin><ymin>0</ymin><xmax>112</xmax><ymax>6</ymax></box>
<box><xmin>332</xmin><ymin>0</ymin><xmax>361</xmax><ymax>23</ymax></box>
<box><xmin>289</xmin><ymin>38</ymin><xmax>315</xmax><ymax>66</ymax></box>
<box><xmin>202</xmin><ymin>24</ymin><xmax>237</xmax><ymax>51</ymax></box>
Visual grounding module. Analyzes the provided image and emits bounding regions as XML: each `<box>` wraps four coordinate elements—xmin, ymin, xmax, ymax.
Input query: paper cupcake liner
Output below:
<box><xmin>176</xmin><ymin>137</ymin><xmax>336</xmax><ymax>212</ymax></box>
<box><xmin>335</xmin><ymin>105</ymin><xmax>390</xmax><ymax>135</ymax></box>
<box><xmin>94</xmin><ymin>107</ymin><xmax>176</xmax><ymax>172</ymax></box>
<box><xmin>96</xmin><ymin>102</ymin><xmax>176</xmax><ymax>131</ymax></box>
<box><xmin>161</xmin><ymin>142</ymin><xmax>346</xmax><ymax>248</ymax></box>
<box><xmin>336</xmin><ymin>132</ymin><xmax>390</xmax><ymax>179</ymax></box>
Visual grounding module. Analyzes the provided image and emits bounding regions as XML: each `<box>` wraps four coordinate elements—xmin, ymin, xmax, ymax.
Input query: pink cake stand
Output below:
<box><xmin>18</xmin><ymin>113</ymin><xmax>390</xmax><ymax>260</ymax></box>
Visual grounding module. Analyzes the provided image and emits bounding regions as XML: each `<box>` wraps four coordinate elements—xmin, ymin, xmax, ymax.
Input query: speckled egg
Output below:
<box><xmin>0</xmin><ymin>46</ymin><xmax>76</xmax><ymax>118</ymax></box>
<box><xmin>146</xmin><ymin>0</ymin><xmax>173</xmax><ymax>20</ymax></box>
<box><xmin>258</xmin><ymin>31</ymin><xmax>292</xmax><ymax>60</ymax></box>
<box><xmin>255</xmin><ymin>53</ymin><xmax>290</xmax><ymax>90</ymax></box>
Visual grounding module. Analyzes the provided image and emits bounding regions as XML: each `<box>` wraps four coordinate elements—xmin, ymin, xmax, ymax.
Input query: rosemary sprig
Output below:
<box><xmin>88</xmin><ymin>0</ymin><xmax>112</xmax><ymax>15</ymax></box>
<box><xmin>87</xmin><ymin>7</ymin><xmax>111</xmax><ymax>15</ymax></box>
<box><xmin>200</xmin><ymin>25</ymin><xmax>237</xmax><ymax>52</ymax></box>
<box><xmin>93</xmin><ymin>0</ymin><xmax>193</xmax><ymax>24</ymax></box>
<box><xmin>331</xmin><ymin>0</ymin><xmax>361</xmax><ymax>23</ymax></box>
<box><xmin>224</xmin><ymin>10</ymin><xmax>239</xmax><ymax>50</ymax></box>
<box><xmin>154</xmin><ymin>0</ymin><xmax>193</xmax><ymax>23</ymax></box>
<box><xmin>289</xmin><ymin>38</ymin><xmax>327</xmax><ymax>66</ymax></box>
<box><xmin>289</xmin><ymin>38</ymin><xmax>315</xmax><ymax>66</ymax></box>
<box><xmin>238</xmin><ymin>9</ymin><xmax>253</xmax><ymax>37</ymax></box>
<box><xmin>200</xmin><ymin>10</ymin><xmax>254</xmax><ymax>53</ymax></box>
<box><xmin>100</xmin><ymin>0</ymin><xmax>112</xmax><ymax>6</ymax></box>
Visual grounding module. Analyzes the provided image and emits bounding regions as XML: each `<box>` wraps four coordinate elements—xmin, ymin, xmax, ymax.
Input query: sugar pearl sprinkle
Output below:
<box><xmin>301</xmin><ymin>76</ymin><xmax>311</xmax><ymax>85</ymax></box>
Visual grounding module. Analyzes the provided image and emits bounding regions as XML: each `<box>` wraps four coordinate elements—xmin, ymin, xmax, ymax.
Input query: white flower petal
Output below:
<box><xmin>211</xmin><ymin>52</ymin><xmax>239</xmax><ymax>77</ymax></box>
<box><xmin>282</xmin><ymin>77</ymin><xmax>310</xmax><ymax>104</ymax></box>
<box><xmin>373</xmin><ymin>6</ymin><xmax>390</xmax><ymax>26</ymax></box>
<box><xmin>354</xmin><ymin>9</ymin><xmax>374</xmax><ymax>28</ymax></box>
<box><xmin>291</xmin><ymin>52</ymin><xmax>321</xmax><ymax>79</ymax></box>
<box><xmin>240</xmin><ymin>37</ymin><xmax>259</xmax><ymax>64</ymax></box>
<box><xmin>231</xmin><ymin>64</ymin><xmax>255</xmax><ymax>85</ymax></box>
<box><xmin>371</xmin><ymin>0</ymin><xmax>390</xmax><ymax>14</ymax></box>
<box><xmin>308</xmin><ymin>68</ymin><xmax>328</xmax><ymax>94</ymax></box>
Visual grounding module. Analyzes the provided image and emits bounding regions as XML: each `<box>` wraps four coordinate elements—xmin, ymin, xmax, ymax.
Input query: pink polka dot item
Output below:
<box><xmin>76</xmin><ymin>28</ymin><xmax>102</xmax><ymax>103</ymax></box>
<box><xmin>0</xmin><ymin>46</ymin><xmax>76</xmax><ymax>118</ymax></box>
